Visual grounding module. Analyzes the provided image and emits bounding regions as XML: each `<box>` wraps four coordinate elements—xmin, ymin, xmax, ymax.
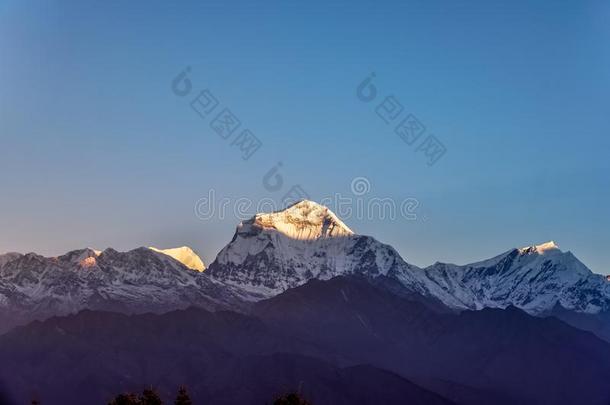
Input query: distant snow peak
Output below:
<box><xmin>519</xmin><ymin>241</ymin><xmax>561</xmax><ymax>255</ymax></box>
<box><xmin>149</xmin><ymin>246</ymin><xmax>206</xmax><ymax>272</ymax></box>
<box><xmin>0</xmin><ymin>245</ymin><xmax>239</xmax><ymax>333</ymax></box>
<box><xmin>246</xmin><ymin>199</ymin><xmax>354</xmax><ymax>240</ymax></box>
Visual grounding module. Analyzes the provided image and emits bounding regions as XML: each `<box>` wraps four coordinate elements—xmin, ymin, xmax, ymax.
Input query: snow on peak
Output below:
<box><xmin>149</xmin><ymin>246</ymin><xmax>206</xmax><ymax>272</ymax></box>
<box><xmin>518</xmin><ymin>241</ymin><xmax>561</xmax><ymax>255</ymax></box>
<box><xmin>242</xmin><ymin>199</ymin><xmax>354</xmax><ymax>240</ymax></box>
<box><xmin>79</xmin><ymin>256</ymin><xmax>97</xmax><ymax>268</ymax></box>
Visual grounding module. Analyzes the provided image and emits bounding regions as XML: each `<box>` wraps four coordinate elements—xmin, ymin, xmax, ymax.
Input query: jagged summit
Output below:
<box><xmin>57</xmin><ymin>248</ymin><xmax>100</xmax><ymax>264</ymax></box>
<box><xmin>149</xmin><ymin>246</ymin><xmax>206</xmax><ymax>271</ymax></box>
<box><xmin>206</xmin><ymin>199</ymin><xmax>453</xmax><ymax>302</ymax></box>
<box><xmin>0</xmin><ymin>245</ymin><xmax>236</xmax><ymax>333</ymax></box>
<box><xmin>240</xmin><ymin>199</ymin><xmax>354</xmax><ymax>240</ymax></box>
<box><xmin>518</xmin><ymin>241</ymin><xmax>561</xmax><ymax>255</ymax></box>
<box><xmin>424</xmin><ymin>239</ymin><xmax>606</xmax><ymax>314</ymax></box>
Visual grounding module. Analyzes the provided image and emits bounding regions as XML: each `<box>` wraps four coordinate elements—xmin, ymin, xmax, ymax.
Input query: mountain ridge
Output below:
<box><xmin>0</xmin><ymin>245</ymin><xmax>241</xmax><ymax>333</ymax></box>
<box><xmin>1</xmin><ymin>199</ymin><xmax>609</xmax><ymax>334</ymax></box>
<box><xmin>206</xmin><ymin>200</ymin><xmax>610</xmax><ymax>315</ymax></box>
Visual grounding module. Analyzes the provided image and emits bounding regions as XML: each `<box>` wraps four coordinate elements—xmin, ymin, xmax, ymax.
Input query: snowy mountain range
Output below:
<box><xmin>1</xmin><ymin>200</ymin><xmax>609</xmax><ymax>333</ymax></box>
<box><xmin>0</xmin><ymin>246</ymin><xmax>240</xmax><ymax>333</ymax></box>
<box><xmin>424</xmin><ymin>241</ymin><xmax>610</xmax><ymax>314</ymax></box>
<box><xmin>207</xmin><ymin>200</ymin><xmax>610</xmax><ymax>315</ymax></box>
<box><xmin>206</xmin><ymin>200</ymin><xmax>450</xmax><ymax>302</ymax></box>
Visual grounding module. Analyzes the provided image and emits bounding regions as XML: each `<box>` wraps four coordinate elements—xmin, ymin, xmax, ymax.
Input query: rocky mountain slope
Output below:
<box><xmin>0</xmin><ymin>247</ymin><xmax>241</xmax><ymax>333</ymax></box>
<box><xmin>423</xmin><ymin>240</ymin><xmax>610</xmax><ymax>314</ymax></box>
<box><xmin>207</xmin><ymin>200</ymin><xmax>610</xmax><ymax>317</ymax></box>
<box><xmin>206</xmin><ymin>200</ymin><xmax>457</xmax><ymax>305</ymax></box>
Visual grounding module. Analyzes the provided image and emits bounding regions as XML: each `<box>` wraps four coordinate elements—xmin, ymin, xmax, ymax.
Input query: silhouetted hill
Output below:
<box><xmin>0</xmin><ymin>305</ymin><xmax>453</xmax><ymax>405</ymax></box>
<box><xmin>2</xmin><ymin>276</ymin><xmax>610</xmax><ymax>404</ymax></box>
<box><xmin>254</xmin><ymin>276</ymin><xmax>610</xmax><ymax>404</ymax></box>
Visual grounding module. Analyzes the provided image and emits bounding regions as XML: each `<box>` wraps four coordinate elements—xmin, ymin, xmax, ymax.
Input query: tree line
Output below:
<box><xmin>30</xmin><ymin>387</ymin><xmax>311</xmax><ymax>404</ymax></box>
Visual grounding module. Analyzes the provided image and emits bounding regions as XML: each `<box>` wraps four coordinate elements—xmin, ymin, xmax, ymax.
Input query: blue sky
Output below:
<box><xmin>1</xmin><ymin>0</ymin><xmax>609</xmax><ymax>273</ymax></box>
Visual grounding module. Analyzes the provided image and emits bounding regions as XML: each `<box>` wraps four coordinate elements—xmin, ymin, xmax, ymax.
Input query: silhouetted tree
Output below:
<box><xmin>140</xmin><ymin>388</ymin><xmax>163</xmax><ymax>405</ymax></box>
<box><xmin>274</xmin><ymin>392</ymin><xmax>311</xmax><ymax>405</ymax></box>
<box><xmin>108</xmin><ymin>388</ymin><xmax>163</xmax><ymax>405</ymax></box>
<box><xmin>174</xmin><ymin>385</ymin><xmax>192</xmax><ymax>405</ymax></box>
<box><xmin>108</xmin><ymin>393</ymin><xmax>140</xmax><ymax>405</ymax></box>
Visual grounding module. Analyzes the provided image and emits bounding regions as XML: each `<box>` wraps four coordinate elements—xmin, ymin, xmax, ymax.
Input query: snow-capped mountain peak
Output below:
<box><xmin>425</xmin><ymin>240</ymin><xmax>609</xmax><ymax>314</ymax></box>
<box><xmin>242</xmin><ymin>199</ymin><xmax>354</xmax><ymax>240</ymax></box>
<box><xmin>149</xmin><ymin>246</ymin><xmax>206</xmax><ymax>272</ymax></box>
<box><xmin>518</xmin><ymin>240</ymin><xmax>561</xmax><ymax>256</ymax></box>
<box><xmin>0</xmin><ymin>246</ymin><xmax>239</xmax><ymax>333</ymax></box>
<box><xmin>207</xmin><ymin>200</ymin><xmax>453</xmax><ymax>302</ymax></box>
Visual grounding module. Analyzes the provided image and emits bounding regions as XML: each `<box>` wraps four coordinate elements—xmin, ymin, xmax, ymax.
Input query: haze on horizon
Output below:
<box><xmin>1</xmin><ymin>0</ymin><xmax>609</xmax><ymax>274</ymax></box>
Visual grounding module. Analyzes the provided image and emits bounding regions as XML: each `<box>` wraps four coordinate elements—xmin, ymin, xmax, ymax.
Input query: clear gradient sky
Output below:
<box><xmin>1</xmin><ymin>0</ymin><xmax>609</xmax><ymax>273</ymax></box>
